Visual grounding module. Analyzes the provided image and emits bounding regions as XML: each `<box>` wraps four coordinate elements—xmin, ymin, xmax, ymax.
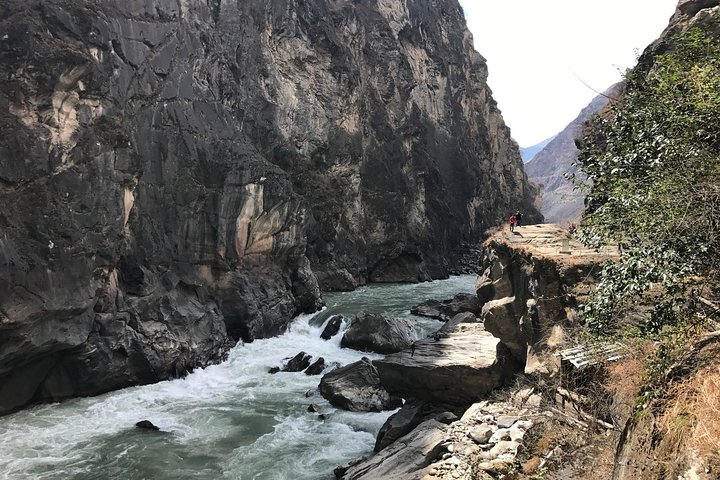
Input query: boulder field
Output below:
<box><xmin>338</xmin><ymin>224</ymin><xmax>615</xmax><ymax>479</ymax></box>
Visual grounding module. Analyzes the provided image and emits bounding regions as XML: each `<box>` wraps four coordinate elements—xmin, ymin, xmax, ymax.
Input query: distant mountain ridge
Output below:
<box><xmin>525</xmin><ymin>83</ymin><xmax>624</xmax><ymax>223</ymax></box>
<box><xmin>520</xmin><ymin>136</ymin><xmax>556</xmax><ymax>162</ymax></box>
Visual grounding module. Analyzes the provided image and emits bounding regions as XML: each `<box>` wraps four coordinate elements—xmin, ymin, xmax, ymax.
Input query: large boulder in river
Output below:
<box><xmin>410</xmin><ymin>293</ymin><xmax>482</xmax><ymax>321</ymax></box>
<box><xmin>321</xmin><ymin>315</ymin><xmax>344</xmax><ymax>340</ymax></box>
<box><xmin>135</xmin><ymin>420</ymin><xmax>160</xmax><ymax>431</ymax></box>
<box><xmin>341</xmin><ymin>314</ymin><xmax>414</xmax><ymax>354</ymax></box>
<box><xmin>342</xmin><ymin>419</ymin><xmax>448</xmax><ymax>480</ymax></box>
<box><xmin>319</xmin><ymin>358</ymin><xmax>402</xmax><ymax>412</ymax></box>
<box><xmin>282</xmin><ymin>352</ymin><xmax>313</xmax><ymax>372</ymax></box>
<box><xmin>374</xmin><ymin>322</ymin><xmax>523</xmax><ymax>405</ymax></box>
<box><xmin>305</xmin><ymin>357</ymin><xmax>327</xmax><ymax>375</ymax></box>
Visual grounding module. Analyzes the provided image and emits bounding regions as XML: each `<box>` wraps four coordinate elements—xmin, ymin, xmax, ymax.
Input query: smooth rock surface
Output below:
<box><xmin>341</xmin><ymin>313</ymin><xmax>415</xmax><ymax>354</ymax></box>
<box><xmin>319</xmin><ymin>358</ymin><xmax>402</xmax><ymax>413</ymax></box>
<box><xmin>342</xmin><ymin>419</ymin><xmax>448</xmax><ymax>480</ymax></box>
<box><xmin>374</xmin><ymin>321</ymin><xmax>522</xmax><ymax>405</ymax></box>
<box><xmin>374</xmin><ymin>399</ymin><xmax>450</xmax><ymax>453</ymax></box>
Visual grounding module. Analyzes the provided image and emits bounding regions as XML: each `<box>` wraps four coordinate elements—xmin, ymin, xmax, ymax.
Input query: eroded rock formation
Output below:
<box><xmin>374</xmin><ymin>317</ymin><xmax>522</xmax><ymax>405</ymax></box>
<box><xmin>0</xmin><ymin>0</ymin><xmax>539</xmax><ymax>414</ymax></box>
<box><xmin>476</xmin><ymin>225</ymin><xmax>608</xmax><ymax>369</ymax></box>
<box><xmin>341</xmin><ymin>313</ymin><xmax>415</xmax><ymax>354</ymax></box>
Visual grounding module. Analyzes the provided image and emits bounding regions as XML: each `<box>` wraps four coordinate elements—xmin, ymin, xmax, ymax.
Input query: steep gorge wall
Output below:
<box><xmin>221</xmin><ymin>0</ymin><xmax>541</xmax><ymax>288</ymax></box>
<box><xmin>0</xmin><ymin>0</ymin><xmax>539</xmax><ymax>414</ymax></box>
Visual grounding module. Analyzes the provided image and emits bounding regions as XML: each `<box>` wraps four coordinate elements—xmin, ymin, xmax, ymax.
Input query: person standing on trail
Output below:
<box><xmin>509</xmin><ymin>214</ymin><xmax>517</xmax><ymax>233</ymax></box>
<box><xmin>515</xmin><ymin>211</ymin><xmax>523</xmax><ymax>227</ymax></box>
<box><xmin>410</xmin><ymin>342</ymin><xmax>416</xmax><ymax>357</ymax></box>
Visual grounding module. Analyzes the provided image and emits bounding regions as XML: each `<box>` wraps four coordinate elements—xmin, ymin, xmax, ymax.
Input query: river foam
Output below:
<box><xmin>0</xmin><ymin>275</ymin><xmax>476</xmax><ymax>480</ymax></box>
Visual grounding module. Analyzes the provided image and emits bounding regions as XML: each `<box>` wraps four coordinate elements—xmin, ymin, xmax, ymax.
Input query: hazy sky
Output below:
<box><xmin>458</xmin><ymin>0</ymin><xmax>679</xmax><ymax>146</ymax></box>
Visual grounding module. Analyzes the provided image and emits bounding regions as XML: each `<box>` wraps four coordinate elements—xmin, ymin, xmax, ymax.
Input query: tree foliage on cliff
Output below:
<box><xmin>575</xmin><ymin>25</ymin><xmax>720</xmax><ymax>332</ymax></box>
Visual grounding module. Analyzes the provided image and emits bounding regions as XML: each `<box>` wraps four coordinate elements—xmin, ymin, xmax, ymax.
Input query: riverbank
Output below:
<box><xmin>0</xmin><ymin>276</ymin><xmax>477</xmax><ymax>479</ymax></box>
<box><xmin>338</xmin><ymin>224</ymin><xmax>623</xmax><ymax>479</ymax></box>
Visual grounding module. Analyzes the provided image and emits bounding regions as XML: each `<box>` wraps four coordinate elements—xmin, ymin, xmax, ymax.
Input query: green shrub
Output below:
<box><xmin>574</xmin><ymin>24</ymin><xmax>720</xmax><ymax>333</ymax></box>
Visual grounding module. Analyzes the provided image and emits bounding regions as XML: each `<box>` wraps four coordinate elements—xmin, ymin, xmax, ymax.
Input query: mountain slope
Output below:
<box><xmin>525</xmin><ymin>83</ymin><xmax>623</xmax><ymax>223</ymax></box>
<box><xmin>520</xmin><ymin>135</ymin><xmax>556</xmax><ymax>162</ymax></box>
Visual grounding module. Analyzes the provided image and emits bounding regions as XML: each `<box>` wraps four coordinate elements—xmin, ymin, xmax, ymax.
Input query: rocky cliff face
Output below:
<box><xmin>0</xmin><ymin>0</ymin><xmax>539</xmax><ymax>414</ymax></box>
<box><xmin>475</xmin><ymin>225</ymin><xmax>607</xmax><ymax>369</ymax></box>
<box><xmin>222</xmin><ymin>0</ymin><xmax>541</xmax><ymax>288</ymax></box>
<box><xmin>525</xmin><ymin>83</ymin><xmax>623</xmax><ymax>224</ymax></box>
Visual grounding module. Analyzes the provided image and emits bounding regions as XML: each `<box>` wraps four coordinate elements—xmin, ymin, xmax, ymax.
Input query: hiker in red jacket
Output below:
<box><xmin>509</xmin><ymin>214</ymin><xmax>517</xmax><ymax>233</ymax></box>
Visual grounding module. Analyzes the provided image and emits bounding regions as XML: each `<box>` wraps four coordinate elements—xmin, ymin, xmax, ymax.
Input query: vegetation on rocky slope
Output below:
<box><xmin>575</xmin><ymin>24</ymin><xmax>720</xmax><ymax>334</ymax></box>
<box><xmin>569</xmin><ymin>20</ymin><xmax>720</xmax><ymax>479</ymax></box>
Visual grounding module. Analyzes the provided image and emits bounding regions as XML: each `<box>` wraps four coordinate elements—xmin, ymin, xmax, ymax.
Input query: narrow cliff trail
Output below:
<box><xmin>491</xmin><ymin>223</ymin><xmax>620</xmax><ymax>261</ymax></box>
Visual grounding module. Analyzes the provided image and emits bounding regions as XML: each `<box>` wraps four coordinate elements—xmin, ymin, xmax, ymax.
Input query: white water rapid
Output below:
<box><xmin>0</xmin><ymin>275</ymin><xmax>476</xmax><ymax>480</ymax></box>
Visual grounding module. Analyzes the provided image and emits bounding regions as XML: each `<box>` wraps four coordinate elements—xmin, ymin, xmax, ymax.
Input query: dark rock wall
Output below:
<box><xmin>220</xmin><ymin>0</ymin><xmax>541</xmax><ymax>288</ymax></box>
<box><xmin>0</xmin><ymin>0</ymin><xmax>322</xmax><ymax>414</ymax></box>
<box><xmin>0</xmin><ymin>0</ymin><xmax>539</xmax><ymax>414</ymax></box>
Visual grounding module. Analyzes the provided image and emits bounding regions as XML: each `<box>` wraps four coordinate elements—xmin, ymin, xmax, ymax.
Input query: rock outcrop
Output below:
<box><xmin>341</xmin><ymin>313</ymin><xmax>415</xmax><ymax>354</ymax></box>
<box><xmin>410</xmin><ymin>293</ymin><xmax>482</xmax><ymax>321</ymax></box>
<box><xmin>475</xmin><ymin>224</ymin><xmax>611</xmax><ymax>369</ymax></box>
<box><xmin>305</xmin><ymin>357</ymin><xmax>327</xmax><ymax>375</ymax></box>
<box><xmin>374</xmin><ymin>318</ymin><xmax>522</xmax><ymax>405</ymax></box>
<box><xmin>0</xmin><ymin>0</ymin><xmax>540</xmax><ymax>414</ymax></box>
<box><xmin>375</xmin><ymin>400</ymin><xmax>453</xmax><ymax>453</ymax></box>
<box><xmin>321</xmin><ymin>315</ymin><xmax>345</xmax><ymax>340</ymax></box>
<box><xmin>319</xmin><ymin>358</ymin><xmax>402</xmax><ymax>412</ymax></box>
<box><xmin>282</xmin><ymin>352</ymin><xmax>313</xmax><ymax>372</ymax></box>
<box><xmin>135</xmin><ymin>420</ymin><xmax>161</xmax><ymax>431</ymax></box>
<box><xmin>342</xmin><ymin>419</ymin><xmax>449</xmax><ymax>480</ymax></box>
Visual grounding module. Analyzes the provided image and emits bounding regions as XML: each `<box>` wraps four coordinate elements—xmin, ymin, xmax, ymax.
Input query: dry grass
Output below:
<box><xmin>660</xmin><ymin>365</ymin><xmax>720</xmax><ymax>466</ymax></box>
<box><xmin>604</xmin><ymin>342</ymin><xmax>653</xmax><ymax>421</ymax></box>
